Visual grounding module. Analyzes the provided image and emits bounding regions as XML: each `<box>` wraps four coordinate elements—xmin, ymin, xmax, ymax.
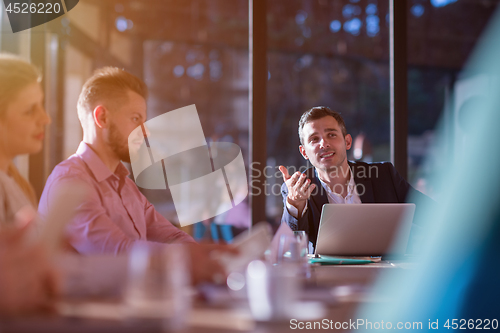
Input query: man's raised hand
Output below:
<box><xmin>279</xmin><ymin>166</ymin><xmax>315</xmax><ymax>216</ymax></box>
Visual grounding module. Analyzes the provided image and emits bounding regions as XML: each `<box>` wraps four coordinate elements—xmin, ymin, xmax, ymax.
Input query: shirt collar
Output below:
<box><xmin>76</xmin><ymin>142</ymin><xmax>130</xmax><ymax>182</ymax></box>
<box><xmin>316</xmin><ymin>166</ymin><xmax>356</xmax><ymax>196</ymax></box>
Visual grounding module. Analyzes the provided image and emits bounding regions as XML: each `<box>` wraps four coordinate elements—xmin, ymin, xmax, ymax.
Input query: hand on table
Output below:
<box><xmin>186</xmin><ymin>243</ymin><xmax>238</xmax><ymax>285</ymax></box>
<box><xmin>279</xmin><ymin>165</ymin><xmax>316</xmax><ymax>216</ymax></box>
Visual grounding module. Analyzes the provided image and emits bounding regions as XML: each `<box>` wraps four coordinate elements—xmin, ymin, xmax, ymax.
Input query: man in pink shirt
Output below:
<box><xmin>39</xmin><ymin>68</ymin><xmax>228</xmax><ymax>282</ymax></box>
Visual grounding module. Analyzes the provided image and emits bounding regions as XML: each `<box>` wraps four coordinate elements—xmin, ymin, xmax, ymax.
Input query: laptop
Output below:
<box><xmin>314</xmin><ymin>203</ymin><xmax>416</xmax><ymax>256</ymax></box>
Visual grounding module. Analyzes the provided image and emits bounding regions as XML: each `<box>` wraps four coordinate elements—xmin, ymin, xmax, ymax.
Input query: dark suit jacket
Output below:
<box><xmin>281</xmin><ymin>161</ymin><xmax>432</xmax><ymax>250</ymax></box>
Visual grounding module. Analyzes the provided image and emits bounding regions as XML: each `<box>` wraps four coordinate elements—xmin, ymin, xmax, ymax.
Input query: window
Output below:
<box><xmin>266</xmin><ymin>0</ymin><xmax>391</xmax><ymax>219</ymax></box>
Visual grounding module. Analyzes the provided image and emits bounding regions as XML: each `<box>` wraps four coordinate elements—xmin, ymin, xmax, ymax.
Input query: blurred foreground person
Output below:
<box><xmin>39</xmin><ymin>67</ymin><xmax>234</xmax><ymax>284</ymax></box>
<box><xmin>0</xmin><ymin>212</ymin><xmax>58</xmax><ymax>316</ymax></box>
<box><xmin>0</xmin><ymin>54</ymin><xmax>57</xmax><ymax>315</ymax></box>
<box><xmin>357</xmin><ymin>7</ymin><xmax>500</xmax><ymax>329</ymax></box>
<box><xmin>0</xmin><ymin>54</ymin><xmax>50</xmax><ymax>222</ymax></box>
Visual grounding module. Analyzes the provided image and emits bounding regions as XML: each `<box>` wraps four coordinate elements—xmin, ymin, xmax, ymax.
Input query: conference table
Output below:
<box><xmin>0</xmin><ymin>260</ymin><xmax>412</xmax><ymax>333</ymax></box>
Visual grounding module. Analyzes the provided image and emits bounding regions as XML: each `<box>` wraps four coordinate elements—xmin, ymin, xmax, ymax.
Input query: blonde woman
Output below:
<box><xmin>0</xmin><ymin>54</ymin><xmax>57</xmax><ymax>315</ymax></box>
<box><xmin>0</xmin><ymin>54</ymin><xmax>50</xmax><ymax>222</ymax></box>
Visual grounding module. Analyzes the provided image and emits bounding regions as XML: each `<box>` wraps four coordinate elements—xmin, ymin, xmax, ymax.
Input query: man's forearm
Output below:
<box><xmin>287</xmin><ymin>197</ymin><xmax>307</xmax><ymax>218</ymax></box>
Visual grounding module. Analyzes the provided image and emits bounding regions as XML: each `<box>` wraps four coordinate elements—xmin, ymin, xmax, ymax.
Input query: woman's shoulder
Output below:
<box><xmin>0</xmin><ymin>170</ymin><xmax>29</xmax><ymax>197</ymax></box>
<box><xmin>0</xmin><ymin>170</ymin><xmax>19</xmax><ymax>192</ymax></box>
<box><xmin>0</xmin><ymin>170</ymin><xmax>32</xmax><ymax>224</ymax></box>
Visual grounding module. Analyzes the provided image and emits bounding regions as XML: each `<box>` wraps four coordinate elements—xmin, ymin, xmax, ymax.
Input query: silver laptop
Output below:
<box><xmin>315</xmin><ymin>203</ymin><xmax>416</xmax><ymax>256</ymax></box>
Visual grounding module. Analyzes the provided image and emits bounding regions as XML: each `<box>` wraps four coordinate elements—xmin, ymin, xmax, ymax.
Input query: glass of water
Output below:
<box><xmin>124</xmin><ymin>243</ymin><xmax>191</xmax><ymax>329</ymax></box>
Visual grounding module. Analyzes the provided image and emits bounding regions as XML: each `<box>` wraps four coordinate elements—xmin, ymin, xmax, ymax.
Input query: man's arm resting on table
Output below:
<box><xmin>143</xmin><ymin>199</ymin><xmax>196</xmax><ymax>244</ymax></box>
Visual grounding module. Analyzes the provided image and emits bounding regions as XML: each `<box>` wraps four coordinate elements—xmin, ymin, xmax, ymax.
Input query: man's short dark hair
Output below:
<box><xmin>298</xmin><ymin>106</ymin><xmax>347</xmax><ymax>145</ymax></box>
<box><xmin>77</xmin><ymin>67</ymin><xmax>148</xmax><ymax>124</ymax></box>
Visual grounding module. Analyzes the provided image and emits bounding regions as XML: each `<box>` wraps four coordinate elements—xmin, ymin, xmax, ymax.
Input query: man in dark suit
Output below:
<box><xmin>279</xmin><ymin>106</ymin><xmax>431</xmax><ymax>250</ymax></box>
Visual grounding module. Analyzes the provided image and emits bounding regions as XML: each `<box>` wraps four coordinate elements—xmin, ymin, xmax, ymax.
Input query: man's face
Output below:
<box><xmin>299</xmin><ymin>116</ymin><xmax>352</xmax><ymax>173</ymax></box>
<box><xmin>106</xmin><ymin>90</ymin><xmax>147</xmax><ymax>163</ymax></box>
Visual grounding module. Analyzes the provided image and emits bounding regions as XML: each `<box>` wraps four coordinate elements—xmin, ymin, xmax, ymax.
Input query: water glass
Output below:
<box><xmin>293</xmin><ymin>231</ymin><xmax>309</xmax><ymax>257</ymax></box>
<box><xmin>124</xmin><ymin>243</ymin><xmax>190</xmax><ymax>329</ymax></box>
<box><xmin>246</xmin><ymin>260</ymin><xmax>300</xmax><ymax>321</ymax></box>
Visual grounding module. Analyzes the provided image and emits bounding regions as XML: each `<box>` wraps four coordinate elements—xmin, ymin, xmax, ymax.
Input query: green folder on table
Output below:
<box><xmin>308</xmin><ymin>255</ymin><xmax>374</xmax><ymax>265</ymax></box>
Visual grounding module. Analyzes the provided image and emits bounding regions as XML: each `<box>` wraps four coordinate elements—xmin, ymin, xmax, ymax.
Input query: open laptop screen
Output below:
<box><xmin>315</xmin><ymin>203</ymin><xmax>415</xmax><ymax>256</ymax></box>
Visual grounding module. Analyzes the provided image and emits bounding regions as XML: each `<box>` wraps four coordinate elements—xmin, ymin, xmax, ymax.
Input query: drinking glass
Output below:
<box><xmin>124</xmin><ymin>243</ymin><xmax>190</xmax><ymax>329</ymax></box>
<box><xmin>293</xmin><ymin>231</ymin><xmax>309</xmax><ymax>257</ymax></box>
<box><xmin>246</xmin><ymin>260</ymin><xmax>300</xmax><ymax>321</ymax></box>
<box><xmin>277</xmin><ymin>232</ymin><xmax>310</xmax><ymax>278</ymax></box>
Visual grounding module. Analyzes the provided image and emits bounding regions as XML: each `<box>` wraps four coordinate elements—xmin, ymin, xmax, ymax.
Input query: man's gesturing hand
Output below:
<box><xmin>279</xmin><ymin>166</ymin><xmax>315</xmax><ymax>216</ymax></box>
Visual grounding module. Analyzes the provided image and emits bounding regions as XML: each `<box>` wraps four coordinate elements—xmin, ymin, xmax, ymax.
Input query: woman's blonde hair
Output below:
<box><xmin>0</xmin><ymin>53</ymin><xmax>41</xmax><ymax>207</ymax></box>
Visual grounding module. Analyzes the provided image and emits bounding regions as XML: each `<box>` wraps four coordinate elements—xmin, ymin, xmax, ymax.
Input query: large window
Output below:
<box><xmin>3</xmin><ymin>0</ymin><xmax>497</xmax><ymax>235</ymax></box>
<box><xmin>406</xmin><ymin>0</ymin><xmax>499</xmax><ymax>199</ymax></box>
<box><xmin>266</xmin><ymin>0</ymin><xmax>391</xmax><ymax>220</ymax></box>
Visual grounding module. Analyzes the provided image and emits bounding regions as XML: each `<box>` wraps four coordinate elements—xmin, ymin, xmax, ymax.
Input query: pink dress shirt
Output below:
<box><xmin>38</xmin><ymin>142</ymin><xmax>195</xmax><ymax>255</ymax></box>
